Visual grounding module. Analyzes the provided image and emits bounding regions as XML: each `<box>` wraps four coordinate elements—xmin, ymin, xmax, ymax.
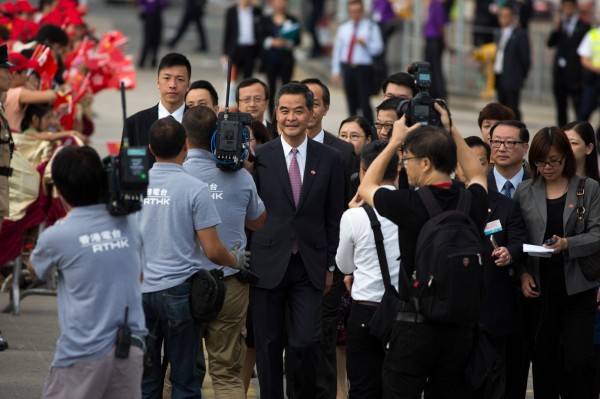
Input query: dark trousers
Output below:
<box><xmin>504</xmin><ymin>331</ymin><xmax>529</xmax><ymax>399</ymax></box>
<box><xmin>425</xmin><ymin>37</ymin><xmax>447</xmax><ymax>100</ymax></box>
<box><xmin>346</xmin><ymin>303</ymin><xmax>385</xmax><ymax>399</ymax></box>
<box><xmin>553</xmin><ymin>68</ymin><xmax>582</xmax><ymax>127</ymax></box>
<box><xmin>578</xmin><ymin>74</ymin><xmax>600</xmax><ymax>122</ymax></box>
<box><xmin>342</xmin><ymin>64</ymin><xmax>374</xmax><ymax>124</ymax></box>
<box><xmin>265</xmin><ymin>53</ymin><xmax>295</xmax><ymax>118</ymax></box>
<box><xmin>139</xmin><ymin>11</ymin><xmax>162</xmax><ymax>68</ymax></box>
<box><xmin>495</xmin><ymin>75</ymin><xmax>522</xmax><ymax>121</ymax></box>
<box><xmin>382</xmin><ymin>320</ymin><xmax>474</xmax><ymax>399</ymax></box>
<box><xmin>525</xmin><ymin>286</ymin><xmax>597</xmax><ymax>399</ymax></box>
<box><xmin>251</xmin><ymin>253</ymin><xmax>322</xmax><ymax>399</ymax></box>
<box><xmin>169</xmin><ymin>0</ymin><xmax>207</xmax><ymax>50</ymax></box>
<box><xmin>306</xmin><ymin>0</ymin><xmax>325</xmax><ymax>54</ymax></box>
<box><xmin>233</xmin><ymin>45</ymin><xmax>259</xmax><ymax>80</ymax></box>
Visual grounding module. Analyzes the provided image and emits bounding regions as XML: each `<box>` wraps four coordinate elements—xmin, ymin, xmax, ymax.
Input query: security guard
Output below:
<box><xmin>0</xmin><ymin>44</ymin><xmax>14</xmax><ymax>231</ymax></box>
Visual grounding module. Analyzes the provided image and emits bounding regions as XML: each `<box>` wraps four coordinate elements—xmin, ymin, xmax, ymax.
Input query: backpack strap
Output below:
<box><xmin>361</xmin><ymin>204</ymin><xmax>393</xmax><ymax>289</ymax></box>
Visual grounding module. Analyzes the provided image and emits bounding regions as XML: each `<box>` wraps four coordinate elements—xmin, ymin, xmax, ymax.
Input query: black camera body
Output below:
<box><xmin>104</xmin><ymin>146</ymin><xmax>149</xmax><ymax>216</ymax></box>
<box><xmin>397</xmin><ymin>61</ymin><xmax>444</xmax><ymax>128</ymax></box>
<box><xmin>213</xmin><ymin>111</ymin><xmax>252</xmax><ymax>171</ymax></box>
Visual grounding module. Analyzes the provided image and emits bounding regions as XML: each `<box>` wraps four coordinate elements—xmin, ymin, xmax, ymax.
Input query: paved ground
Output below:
<box><xmin>0</xmin><ymin>0</ymin><xmax>562</xmax><ymax>396</ymax></box>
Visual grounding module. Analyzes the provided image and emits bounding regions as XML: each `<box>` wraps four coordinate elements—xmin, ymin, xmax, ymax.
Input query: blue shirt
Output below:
<box><xmin>138</xmin><ymin>162</ymin><xmax>221</xmax><ymax>292</ymax></box>
<box><xmin>31</xmin><ymin>205</ymin><xmax>147</xmax><ymax>367</ymax></box>
<box><xmin>183</xmin><ymin>149</ymin><xmax>265</xmax><ymax>277</ymax></box>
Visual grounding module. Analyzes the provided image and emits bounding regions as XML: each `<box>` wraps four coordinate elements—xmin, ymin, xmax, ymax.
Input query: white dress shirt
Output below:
<box><xmin>281</xmin><ymin>136</ymin><xmax>307</xmax><ymax>183</ymax></box>
<box><xmin>237</xmin><ymin>6</ymin><xmax>255</xmax><ymax>45</ymax></box>
<box><xmin>336</xmin><ymin>186</ymin><xmax>401</xmax><ymax>302</ymax></box>
<box><xmin>158</xmin><ymin>101</ymin><xmax>185</xmax><ymax>123</ymax></box>
<box><xmin>331</xmin><ymin>18</ymin><xmax>384</xmax><ymax>75</ymax></box>
<box><xmin>494</xmin><ymin>26</ymin><xmax>514</xmax><ymax>74</ymax></box>
<box><xmin>493</xmin><ymin>166</ymin><xmax>524</xmax><ymax>198</ymax></box>
<box><xmin>312</xmin><ymin>129</ymin><xmax>325</xmax><ymax>143</ymax></box>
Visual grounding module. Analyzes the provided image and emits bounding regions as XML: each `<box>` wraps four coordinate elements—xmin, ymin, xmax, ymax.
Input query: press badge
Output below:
<box><xmin>484</xmin><ymin>219</ymin><xmax>502</xmax><ymax>236</ymax></box>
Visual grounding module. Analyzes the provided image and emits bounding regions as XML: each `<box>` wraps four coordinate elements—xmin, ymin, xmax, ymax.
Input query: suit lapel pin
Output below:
<box><xmin>568</xmin><ymin>203</ymin><xmax>574</xmax><ymax>209</ymax></box>
<box><xmin>310</xmin><ymin>170</ymin><xmax>316</xmax><ymax>175</ymax></box>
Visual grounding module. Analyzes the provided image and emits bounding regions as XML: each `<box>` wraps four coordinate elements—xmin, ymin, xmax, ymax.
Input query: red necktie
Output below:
<box><xmin>346</xmin><ymin>22</ymin><xmax>359</xmax><ymax>64</ymax></box>
<box><xmin>289</xmin><ymin>148</ymin><xmax>301</xmax><ymax>253</ymax></box>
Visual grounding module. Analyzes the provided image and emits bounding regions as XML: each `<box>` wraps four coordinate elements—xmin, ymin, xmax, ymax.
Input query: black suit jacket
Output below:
<box><xmin>497</xmin><ymin>27</ymin><xmax>530</xmax><ymax>91</ymax></box>
<box><xmin>487</xmin><ymin>166</ymin><xmax>531</xmax><ymax>194</ymax></box>
<box><xmin>547</xmin><ymin>18</ymin><xmax>590</xmax><ymax>89</ymax></box>
<box><xmin>251</xmin><ymin>137</ymin><xmax>345</xmax><ymax>289</ymax></box>
<box><xmin>322</xmin><ymin>131</ymin><xmax>356</xmax><ymax>203</ymax></box>
<box><xmin>222</xmin><ymin>5</ymin><xmax>263</xmax><ymax>59</ymax></box>
<box><xmin>481</xmin><ymin>191</ymin><xmax>527</xmax><ymax>336</ymax></box>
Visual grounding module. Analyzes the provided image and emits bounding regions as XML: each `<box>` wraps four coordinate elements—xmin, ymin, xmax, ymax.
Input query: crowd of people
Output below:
<box><xmin>2</xmin><ymin>0</ymin><xmax>600</xmax><ymax>399</ymax></box>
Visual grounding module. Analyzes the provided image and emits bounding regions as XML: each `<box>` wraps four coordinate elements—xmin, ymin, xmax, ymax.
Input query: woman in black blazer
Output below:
<box><xmin>514</xmin><ymin>126</ymin><xmax>600</xmax><ymax>399</ymax></box>
<box><xmin>262</xmin><ymin>0</ymin><xmax>301</xmax><ymax>116</ymax></box>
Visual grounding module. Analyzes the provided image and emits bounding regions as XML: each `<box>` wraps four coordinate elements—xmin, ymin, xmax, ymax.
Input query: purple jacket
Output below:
<box><xmin>139</xmin><ymin>0</ymin><xmax>167</xmax><ymax>14</ymax></box>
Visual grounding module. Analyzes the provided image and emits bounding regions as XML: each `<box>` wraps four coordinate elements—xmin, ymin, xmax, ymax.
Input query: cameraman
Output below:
<box><xmin>358</xmin><ymin>103</ymin><xmax>489</xmax><ymax>397</ymax></box>
<box><xmin>139</xmin><ymin>117</ymin><xmax>249</xmax><ymax>398</ymax></box>
<box><xmin>182</xmin><ymin>106</ymin><xmax>266</xmax><ymax>398</ymax></box>
<box><xmin>27</xmin><ymin>146</ymin><xmax>147</xmax><ymax>398</ymax></box>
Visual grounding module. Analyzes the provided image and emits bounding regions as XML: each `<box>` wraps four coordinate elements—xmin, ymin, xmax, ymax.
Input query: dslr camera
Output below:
<box><xmin>397</xmin><ymin>61</ymin><xmax>447</xmax><ymax>128</ymax></box>
<box><xmin>104</xmin><ymin>146</ymin><xmax>149</xmax><ymax>216</ymax></box>
<box><xmin>212</xmin><ymin>111</ymin><xmax>253</xmax><ymax>171</ymax></box>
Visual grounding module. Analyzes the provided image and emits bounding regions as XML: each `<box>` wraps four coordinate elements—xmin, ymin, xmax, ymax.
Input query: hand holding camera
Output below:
<box><xmin>230</xmin><ymin>242</ymin><xmax>251</xmax><ymax>271</ymax></box>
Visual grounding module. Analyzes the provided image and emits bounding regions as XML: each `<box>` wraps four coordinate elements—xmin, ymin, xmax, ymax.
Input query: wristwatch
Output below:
<box><xmin>328</xmin><ymin>265</ymin><xmax>336</xmax><ymax>273</ymax></box>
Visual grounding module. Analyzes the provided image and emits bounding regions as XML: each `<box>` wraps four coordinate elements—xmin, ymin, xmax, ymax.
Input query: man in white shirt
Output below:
<box><xmin>336</xmin><ymin>140</ymin><xmax>400</xmax><ymax>399</ymax></box>
<box><xmin>331</xmin><ymin>0</ymin><xmax>383</xmax><ymax>124</ymax></box>
<box><xmin>222</xmin><ymin>0</ymin><xmax>263</xmax><ymax>79</ymax></box>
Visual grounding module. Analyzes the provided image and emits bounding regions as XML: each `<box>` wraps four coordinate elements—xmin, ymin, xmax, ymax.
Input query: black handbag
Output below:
<box><xmin>361</xmin><ymin>204</ymin><xmax>401</xmax><ymax>344</ymax></box>
<box><xmin>574</xmin><ymin>178</ymin><xmax>600</xmax><ymax>281</ymax></box>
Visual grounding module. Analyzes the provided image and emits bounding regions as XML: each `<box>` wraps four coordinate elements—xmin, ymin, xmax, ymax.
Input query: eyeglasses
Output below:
<box><xmin>489</xmin><ymin>140</ymin><xmax>525</xmax><ymax>149</ymax></box>
<box><xmin>401</xmin><ymin>156</ymin><xmax>422</xmax><ymax>167</ymax></box>
<box><xmin>534</xmin><ymin>159</ymin><xmax>563</xmax><ymax>168</ymax></box>
<box><xmin>239</xmin><ymin>96</ymin><xmax>266</xmax><ymax>104</ymax></box>
<box><xmin>375</xmin><ymin>122</ymin><xmax>394</xmax><ymax>132</ymax></box>
<box><xmin>339</xmin><ymin>133</ymin><xmax>366</xmax><ymax>141</ymax></box>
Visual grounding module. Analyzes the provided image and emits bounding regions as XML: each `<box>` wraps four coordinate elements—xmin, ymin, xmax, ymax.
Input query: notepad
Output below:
<box><xmin>523</xmin><ymin>244</ymin><xmax>554</xmax><ymax>258</ymax></box>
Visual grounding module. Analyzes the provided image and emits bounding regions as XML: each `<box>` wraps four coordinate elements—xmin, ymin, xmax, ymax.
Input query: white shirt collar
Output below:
<box><xmin>493</xmin><ymin>166</ymin><xmax>524</xmax><ymax>193</ymax></box>
<box><xmin>281</xmin><ymin>135</ymin><xmax>308</xmax><ymax>159</ymax></box>
<box><xmin>158</xmin><ymin>101</ymin><xmax>186</xmax><ymax>123</ymax></box>
<box><xmin>313</xmin><ymin>129</ymin><xmax>325</xmax><ymax>144</ymax></box>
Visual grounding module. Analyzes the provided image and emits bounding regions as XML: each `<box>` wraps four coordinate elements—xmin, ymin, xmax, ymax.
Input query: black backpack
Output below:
<box><xmin>412</xmin><ymin>186</ymin><xmax>484</xmax><ymax>325</ymax></box>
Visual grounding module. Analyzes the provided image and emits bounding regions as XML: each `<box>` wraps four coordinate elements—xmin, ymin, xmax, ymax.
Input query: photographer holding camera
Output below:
<box><xmin>358</xmin><ymin>103</ymin><xmax>489</xmax><ymax>398</ymax></box>
<box><xmin>27</xmin><ymin>146</ymin><xmax>148</xmax><ymax>399</ymax></box>
<box><xmin>138</xmin><ymin>117</ymin><xmax>250</xmax><ymax>398</ymax></box>
<box><xmin>182</xmin><ymin>105</ymin><xmax>266</xmax><ymax>398</ymax></box>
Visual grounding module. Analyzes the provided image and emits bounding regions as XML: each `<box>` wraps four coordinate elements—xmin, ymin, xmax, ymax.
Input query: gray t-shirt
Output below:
<box><xmin>138</xmin><ymin>162</ymin><xmax>221</xmax><ymax>292</ymax></box>
<box><xmin>30</xmin><ymin>204</ymin><xmax>147</xmax><ymax>367</ymax></box>
<box><xmin>183</xmin><ymin>149</ymin><xmax>265</xmax><ymax>277</ymax></box>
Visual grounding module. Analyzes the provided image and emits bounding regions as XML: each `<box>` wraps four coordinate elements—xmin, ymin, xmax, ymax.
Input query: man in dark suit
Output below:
<box><xmin>222</xmin><ymin>0</ymin><xmax>263</xmax><ymax>80</ymax></box>
<box><xmin>463</xmin><ymin>137</ymin><xmax>528</xmax><ymax>399</ymax></box>
<box><xmin>124</xmin><ymin>53</ymin><xmax>191</xmax><ymax>163</ymax></box>
<box><xmin>250</xmin><ymin>82</ymin><xmax>345</xmax><ymax>399</ymax></box>
<box><xmin>547</xmin><ymin>0</ymin><xmax>590</xmax><ymax>127</ymax></box>
<box><xmin>488</xmin><ymin>120</ymin><xmax>531</xmax><ymax>197</ymax></box>
<box><xmin>301</xmin><ymin>77</ymin><xmax>355</xmax><ymax>398</ymax></box>
<box><xmin>494</xmin><ymin>4</ymin><xmax>530</xmax><ymax>121</ymax></box>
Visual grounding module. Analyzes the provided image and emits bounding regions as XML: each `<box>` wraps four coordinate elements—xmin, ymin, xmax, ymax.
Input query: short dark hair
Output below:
<box><xmin>158</xmin><ymin>53</ymin><xmax>191</xmax><ymax>79</ymax></box>
<box><xmin>489</xmin><ymin>120</ymin><xmax>529</xmax><ymax>142</ymax></box>
<box><xmin>361</xmin><ymin>141</ymin><xmax>398</xmax><ymax>181</ymax></box>
<box><xmin>464</xmin><ymin>136</ymin><xmax>491</xmax><ymax>163</ymax></box>
<box><xmin>376</xmin><ymin>96</ymin><xmax>402</xmax><ymax>115</ymax></box>
<box><xmin>529</xmin><ymin>127</ymin><xmax>576</xmax><ymax>181</ymax></box>
<box><xmin>477</xmin><ymin>102</ymin><xmax>515</xmax><ymax>128</ymax></box>
<box><xmin>347</xmin><ymin>0</ymin><xmax>363</xmax><ymax>8</ymax></box>
<box><xmin>300</xmin><ymin>78</ymin><xmax>330</xmax><ymax>106</ymax></box>
<box><xmin>274</xmin><ymin>82</ymin><xmax>314</xmax><ymax>110</ymax></box>
<box><xmin>403</xmin><ymin>126</ymin><xmax>457</xmax><ymax>175</ymax></box>
<box><xmin>562</xmin><ymin>120</ymin><xmax>600</xmax><ymax>181</ymax></box>
<box><xmin>236</xmin><ymin>78</ymin><xmax>269</xmax><ymax>101</ymax></box>
<box><xmin>182</xmin><ymin>106</ymin><xmax>217</xmax><ymax>150</ymax></box>
<box><xmin>250</xmin><ymin>120</ymin><xmax>272</xmax><ymax>145</ymax></box>
<box><xmin>35</xmin><ymin>24</ymin><xmax>69</xmax><ymax>47</ymax></box>
<box><xmin>187</xmin><ymin>80</ymin><xmax>219</xmax><ymax>106</ymax></box>
<box><xmin>21</xmin><ymin>103</ymin><xmax>52</xmax><ymax>131</ymax></box>
<box><xmin>338</xmin><ymin>115</ymin><xmax>373</xmax><ymax>140</ymax></box>
<box><xmin>51</xmin><ymin>146</ymin><xmax>105</xmax><ymax>207</ymax></box>
<box><xmin>382</xmin><ymin>72</ymin><xmax>416</xmax><ymax>97</ymax></box>
<box><xmin>149</xmin><ymin>117</ymin><xmax>187</xmax><ymax>158</ymax></box>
